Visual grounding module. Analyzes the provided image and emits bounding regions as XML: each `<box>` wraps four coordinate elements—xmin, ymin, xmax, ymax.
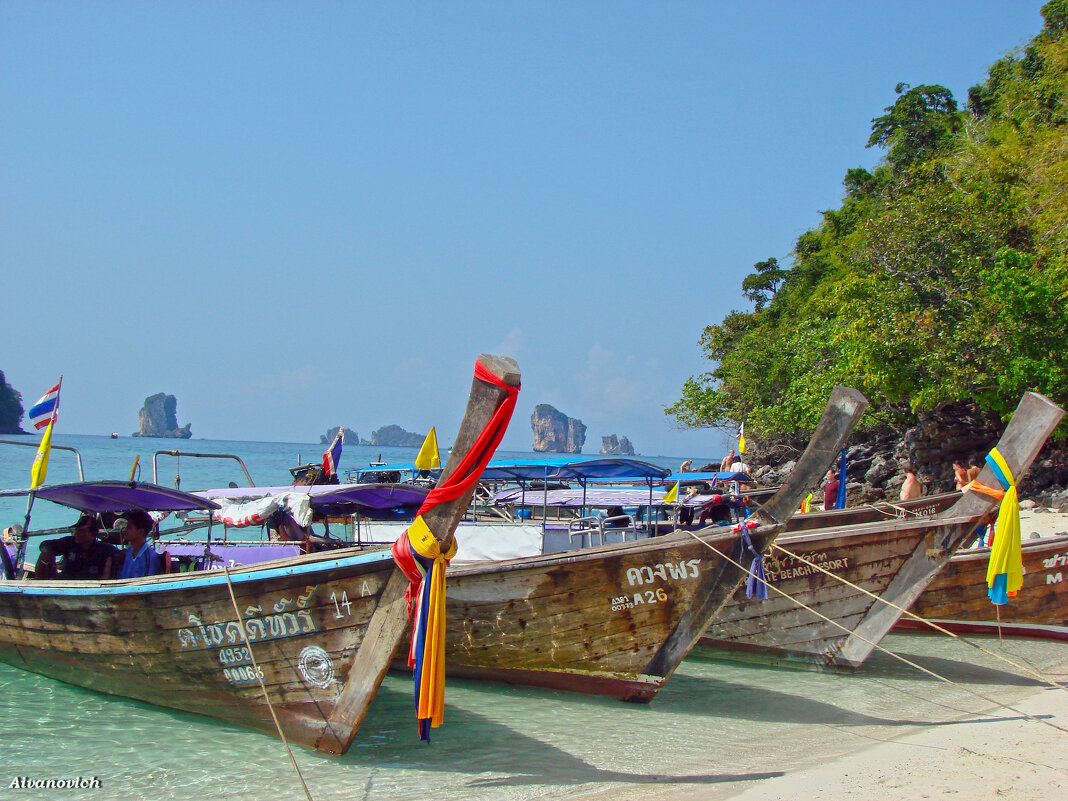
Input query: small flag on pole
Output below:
<box><xmin>736</xmin><ymin>422</ymin><xmax>746</xmax><ymax>455</ymax></box>
<box><xmin>415</xmin><ymin>427</ymin><xmax>441</xmax><ymax>471</ymax></box>
<box><xmin>322</xmin><ymin>427</ymin><xmax>344</xmax><ymax>476</ymax></box>
<box><xmin>29</xmin><ymin>378</ymin><xmax>62</xmax><ymax>489</ymax></box>
<box><xmin>28</xmin><ymin>383</ymin><xmax>61</xmax><ymax>430</ymax></box>
<box><xmin>663</xmin><ymin>481</ymin><xmax>679</xmax><ymax>505</ymax></box>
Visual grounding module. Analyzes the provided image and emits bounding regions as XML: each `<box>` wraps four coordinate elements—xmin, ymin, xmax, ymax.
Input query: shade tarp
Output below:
<box><xmin>0</xmin><ymin>481</ymin><xmax>220</xmax><ymax>513</ymax></box>
<box><xmin>480</xmin><ymin>457</ymin><xmax>670</xmax><ymax>482</ymax></box>
<box><xmin>194</xmin><ymin>482</ymin><xmax>429</xmax><ymax>511</ymax></box>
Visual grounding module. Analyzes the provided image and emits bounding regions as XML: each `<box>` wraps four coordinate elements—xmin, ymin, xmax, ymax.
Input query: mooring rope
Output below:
<box><xmin>223</xmin><ymin>566</ymin><xmax>315</xmax><ymax>801</ymax></box>
<box><xmin>770</xmin><ymin>542</ymin><xmax>1068</xmax><ymax>695</ymax></box>
<box><xmin>682</xmin><ymin>530</ymin><xmax>1068</xmax><ymax>735</ymax></box>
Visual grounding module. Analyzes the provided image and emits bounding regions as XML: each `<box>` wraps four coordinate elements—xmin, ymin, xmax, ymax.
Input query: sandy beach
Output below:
<box><xmin>571</xmin><ymin>507</ymin><xmax>1068</xmax><ymax>801</ymax></box>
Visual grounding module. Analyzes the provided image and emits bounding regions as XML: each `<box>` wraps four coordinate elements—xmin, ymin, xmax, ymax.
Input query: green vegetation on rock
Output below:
<box><xmin>668</xmin><ymin>2</ymin><xmax>1068</xmax><ymax>446</ymax></box>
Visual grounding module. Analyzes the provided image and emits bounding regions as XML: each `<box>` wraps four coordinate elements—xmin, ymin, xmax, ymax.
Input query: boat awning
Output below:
<box><xmin>0</xmin><ymin>481</ymin><xmax>221</xmax><ymax>513</ymax></box>
<box><xmin>194</xmin><ymin>482</ymin><xmax>429</xmax><ymax>511</ymax></box>
<box><xmin>663</xmin><ymin>471</ymin><xmax>753</xmax><ymax>483</ymax></box>
<box><xmin>480</xmin><ymin>457</ymin><xmax>670</xmax><ymax>482</ymax></box>
<box><xmin>492</xmin><ymin>486</ymin><xmax>731</xmax><ymax>508</ymax></box>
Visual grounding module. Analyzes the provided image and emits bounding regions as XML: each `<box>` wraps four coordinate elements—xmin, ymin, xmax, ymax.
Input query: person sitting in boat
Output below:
<box><xmin>34</xmin><ymin>514</ymin><xmax>119</xmax><ymax>580</ymax></box>
<box><xmin>115</xmin><ymin>510</ymin><xmax>162</xmax><ymax>579</ymax></box>
<box><xmin>698</xmin><ymin>494</ymin><xmax>732</xmax><ymax>526</ymax></box>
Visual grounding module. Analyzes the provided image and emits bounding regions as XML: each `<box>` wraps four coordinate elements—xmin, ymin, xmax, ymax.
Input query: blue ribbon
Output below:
<box><xmin>740</xmin><ymin>530</ymin><xmax>768</xmax><ymax>600</ymax></box>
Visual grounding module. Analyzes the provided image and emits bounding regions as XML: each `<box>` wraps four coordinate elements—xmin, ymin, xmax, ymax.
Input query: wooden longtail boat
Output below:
<box><xmin>0</xmin><ymin>354</ymin><xmax>520</xmax><ymax>754</ymax></box>
<box><xmin>434</xmin><ymin>386</ymin><xmax>869</xmax><ymax>700</ymax></box>
<box><xmin>785</xmin><ymin>492</ymin><xmax>959</xmax><ymax>533</ymax></box>
<box><xmin>698</xmin><ymin>392</ymin><xmax>1064</xmax><ymax>670</ymax></box>
<box><xmin>893</xmin><ymin>533</ymin><xmax>1068</xmax><ymax>641</ymax></box>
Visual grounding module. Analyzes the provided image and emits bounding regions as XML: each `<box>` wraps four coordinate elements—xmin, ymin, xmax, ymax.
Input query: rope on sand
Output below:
<box><xmin>223</xmin><ymin>566</ymin><xmax>315</xmax><ymax>801</ymax></box>
<box><xmin>682</xmin><ymin>530</ymin><xmax>1068</xmax><ymax>736</ymax></box>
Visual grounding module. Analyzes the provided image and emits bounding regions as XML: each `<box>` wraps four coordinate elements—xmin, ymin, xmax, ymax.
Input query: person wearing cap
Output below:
<box><xmin>116</xmin><ymin>510</ymin><xmax>162</xmax><ymax>579</ymax></box>
<box><xmin>35</xmin><ymin>515</ymin><xmax>119</xmax><ymax>580</ymax></box>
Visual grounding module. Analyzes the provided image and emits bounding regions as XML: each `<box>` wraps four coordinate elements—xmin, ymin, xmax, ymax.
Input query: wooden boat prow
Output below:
<box><xmin>701</xmin><ymin>391</ymin><xmax>1065</xmax><ymax>671</ymax></box>
<box><xmin>437</xmin><ymin>386</ymin><xmax>868</xmax><ymax>699</ymax></box>
<box><xmin>0</xmin><ymin>353</ymin><xmax>521</xmax><ymax>754</ymax></box>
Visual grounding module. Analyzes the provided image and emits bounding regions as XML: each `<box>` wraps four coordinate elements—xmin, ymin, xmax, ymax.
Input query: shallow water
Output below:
<box><xmin>3</xmin><ymin>437</ymin><xmax>1065</xmax><ymax>799</ymax></box>
<box><xmin>2</xmin><ymin>632</ymin><xmax>1065</xmax><ymax>801</ymax></box>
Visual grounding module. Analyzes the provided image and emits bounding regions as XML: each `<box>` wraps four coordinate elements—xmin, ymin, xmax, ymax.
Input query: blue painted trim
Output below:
<box><xmin>0</xmin><ymin>549</ymin><xmax>393</xmax><ymax>597</ymax></box>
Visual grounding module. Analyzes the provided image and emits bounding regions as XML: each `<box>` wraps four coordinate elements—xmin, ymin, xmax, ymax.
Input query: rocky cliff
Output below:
<box><xmin>319</xmin><ymin>426</ymin><xmax>356</xmax><ymax>445</ymax></box>
<box><xmin>0</xmin><ymin>371</ymin><xmax>26</xmax><ymax>434</ymax></box>
<box><xmin>600</xmin><ymin>434</ymin><xmax>635</xmax><ymax>456</ymax></box>
<box><xmin>368</xmin><ymin>424</ymin><xmax>424</xmax><ymax>447</ymax></box>
<box><xmin>745</xmin><ymin>400</ymin><xmax>1068</xmax><ymax>509</ymax></box>
<box><xmin>531</xmin><ymin>404</ymin><xmax>586</xmax><ymax>453</ymax></box>
<box><xmin>133</xmin><ymin>393</ymin><xmax>192</xmax><ymax>438</ymax></box>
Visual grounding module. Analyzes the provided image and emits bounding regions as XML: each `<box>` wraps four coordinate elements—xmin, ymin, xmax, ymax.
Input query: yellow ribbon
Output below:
<box><xmin>984</xmin><ymin>447</ymin><xmax>1022</xmax><ymax>598</ymax></box>
<box><xmin>407</xmin><ymin>516</ymin><xmax>456</xmax><ymax>729</ymax></box>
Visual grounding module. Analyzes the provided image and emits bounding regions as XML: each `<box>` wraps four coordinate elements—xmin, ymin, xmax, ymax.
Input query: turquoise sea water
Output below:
<box><xmin>1</xmin><ymin>436</ymin><xmax>1066</xmax><ymax>800</ymax></box>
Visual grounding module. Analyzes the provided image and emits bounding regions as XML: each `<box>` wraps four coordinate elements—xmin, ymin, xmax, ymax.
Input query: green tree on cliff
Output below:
<box><xmin>668</xmin><ymin>2</ymin><xmax>1068</xmax><ymax>445</ymax></box>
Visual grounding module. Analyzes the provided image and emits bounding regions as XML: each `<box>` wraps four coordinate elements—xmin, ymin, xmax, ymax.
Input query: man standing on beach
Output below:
<box><xmin>900</xmin><ymin>465</ymin><xmax>923</xmax><ymax>501</ymax></box>
<box><xmin>823</xmin><ymin>469</ymin><xmax>840</xmax><ymax>510</ymax></box>
<box><xmin>720</xmin><ymin>449</ymin><xmax>735</xmax><ymax>472</ymax></box>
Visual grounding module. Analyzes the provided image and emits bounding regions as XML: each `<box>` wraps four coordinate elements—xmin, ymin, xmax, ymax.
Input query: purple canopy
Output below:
<box><xmin>0</xmin><ymin>481</ymin><xmax>220</xmax><ymax>513</ymax></box>
<box><xmin>195</xmin><ymin>482</ymin><xmax>428</xmax><ymax>511</ymax></box>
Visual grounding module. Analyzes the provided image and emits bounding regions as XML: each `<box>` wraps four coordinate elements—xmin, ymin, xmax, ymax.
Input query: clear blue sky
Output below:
<box><xmin>0</xmin><ymin>1</ymin><xmax>1048</xmax><ymax>456</ymax></box>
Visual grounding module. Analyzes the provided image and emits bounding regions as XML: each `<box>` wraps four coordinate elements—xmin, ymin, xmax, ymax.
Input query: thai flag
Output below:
<box><xmin>28</xmin><ymin>383</ymin><xmax>61</xmax><ymax>430</ymax></box>
<box><xmin>322</xmin><ymin>427</ymin><xmax>344</xmax><ymax>476</ymax></box>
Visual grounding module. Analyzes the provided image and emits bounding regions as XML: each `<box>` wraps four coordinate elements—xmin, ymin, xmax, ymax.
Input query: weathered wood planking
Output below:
<box><xmin>429</xmin><ymin>386</ymin><xmax>869</xmax><ymax>700</ymax></box>
<box><xmin>784</xmin><ymin>492</ymin><xmax>958</xmax><ymax>533</ymax></box>
<box><xmin>0</xmin><ymin>353</ymin><xmax>521</xmax><ymax>754</ymax></box>
<box><xmin>699</xmin><ymin>391</ymin><xmax>1064</xmax><ymax>670</ymax></box>
<box><xmin>895</xmin><ymin>533</ymin><xmax>1068</xmax><ymax>639</ymax></box>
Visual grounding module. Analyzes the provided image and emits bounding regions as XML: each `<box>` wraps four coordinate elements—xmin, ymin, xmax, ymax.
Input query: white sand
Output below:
<box><xmin>726</xmin><ymin>680</ymin><xmax>1068</xmax><ymax>801</ymax></box>
<box><xmin>575</xmin><ymin>508</ymin><xmax>1068</xmax><ymax>801</ymax></box>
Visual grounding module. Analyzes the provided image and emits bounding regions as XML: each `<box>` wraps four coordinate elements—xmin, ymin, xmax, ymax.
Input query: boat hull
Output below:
<box><xmin>893</xmin><ymin>534</ymin><xmax>1068</xmax><ymax>639</ymax></box>
<box><xmin>698</xmin><ymin>515</ymin><xmax>984</xmax><ymax>670</ymax></box>
<box><xmin>0</xmin><ymin>549</ymin><xmax>408</xmax><ymax>754</ymax></box>
<box><xmin>437</xmin><ymin>526</ymin><xmax>774</xmax><ymax>701</ymax></box>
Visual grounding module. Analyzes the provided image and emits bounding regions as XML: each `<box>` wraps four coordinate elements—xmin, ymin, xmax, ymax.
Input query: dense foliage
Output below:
<box><xmin>0</xmin><ymin>370</ymin><xmax>26</xmax><ymax>434</ymax></box>
<box><xmin>668</xmin><ymin>3</ymin><xmax>1068</xmax><ymax>446</ymax></box>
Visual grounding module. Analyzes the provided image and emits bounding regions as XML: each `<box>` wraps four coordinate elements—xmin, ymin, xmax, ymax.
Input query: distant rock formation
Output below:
<box><xmin>368</xmin><ymin>424</ymin><xmax>424</xmax><ymax>447</ymax></box>
<box><xmin>0</xmin><ymin>371</ymin><xmax>26</xmax><ymax>434</ymax></box>
<box><xmin>600</xmin><ymin>434</ymin><xmax>635</xmax><ymax>456</ymax></box>
<box><xmin>132</xmin><ymin>393</ymin><xmax>192</xmax><ymax>438</ymax></box>
<box><xmin>319</xmin><ymin>426</ymin><xmax>356</xmax><ymax>445</ymax></box>
<box><xmin>531</xmin><ymin>404</ymin><xmax>586</xmax><ymax>453</ymax></box>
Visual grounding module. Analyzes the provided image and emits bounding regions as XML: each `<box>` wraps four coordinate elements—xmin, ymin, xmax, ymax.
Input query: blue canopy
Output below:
<box><xmin>0</xmin><ymin>481</ymin><xmax>221</xmax><ymax>513</ymax></box>
<box><xmin>664</xmin><ymin>471</ymin><xmax>753</xmax><ymax>483</ymax></box>
<box><xmin>480</xmin><ymin>457</ymin><xmax>670</xmax><ymax>482</ymax></box>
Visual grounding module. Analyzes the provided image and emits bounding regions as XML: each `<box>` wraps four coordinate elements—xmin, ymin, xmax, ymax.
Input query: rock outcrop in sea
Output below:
<box><xmin>531</xmin><ymin>404</ymin><xmax>586</xmax><ymax>453</ymax></box>
<box><xmin>133</xmin><ymin>393</ymin><xmax>192</xmax><ymax>438</ymax></box>
<box><xmin>600</xmin><ymin>434</ymin><xmax>635</xmax><ymax>456</ymax></box>
<box><xmin>0</xmin><ymin>370</ymin><xmax>26</xmax><ymax>434</ymax></box>
<box><xmin>367</xmin><ymin>425</ymin><xmax>424</xmax><ymax>447</ymax></box>
<box><xmin>319</xmin><ymin>426</ymin><xmax>356</xmax><ymax>445</ymax></box>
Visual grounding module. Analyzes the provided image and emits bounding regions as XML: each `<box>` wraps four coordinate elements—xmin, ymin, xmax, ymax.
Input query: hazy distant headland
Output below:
<box><xmin>0</xmin><ymin>371</ymin><xmax>26</xmax><ymax>434</ymax></box>
<box><xmin>133</xmin><ymin>393</ymin><xmax>191</xmax><ymax>439</ymax></box>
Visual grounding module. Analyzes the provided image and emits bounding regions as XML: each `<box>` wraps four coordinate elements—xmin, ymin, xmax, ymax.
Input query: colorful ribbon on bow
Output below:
<box><xmin>982</xmin><ymin>447</ymin><xmax>1022</xmax><ymax>605</ymax></box>
<box><xmin>739</xmin><ymin>527</ymin><xmax>767</xmax><ymax>600</ymax></box>
<box><xmin>390</xmin><ymin>358</ymin><xmax>519</xmax><ymax>741</ymax></box>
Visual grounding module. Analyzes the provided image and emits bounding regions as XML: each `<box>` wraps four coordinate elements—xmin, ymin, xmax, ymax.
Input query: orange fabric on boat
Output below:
<box><xmin>390</xmin><ymin>358</ymin><xmax>519</xmax><ymax>740</ymax></box>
